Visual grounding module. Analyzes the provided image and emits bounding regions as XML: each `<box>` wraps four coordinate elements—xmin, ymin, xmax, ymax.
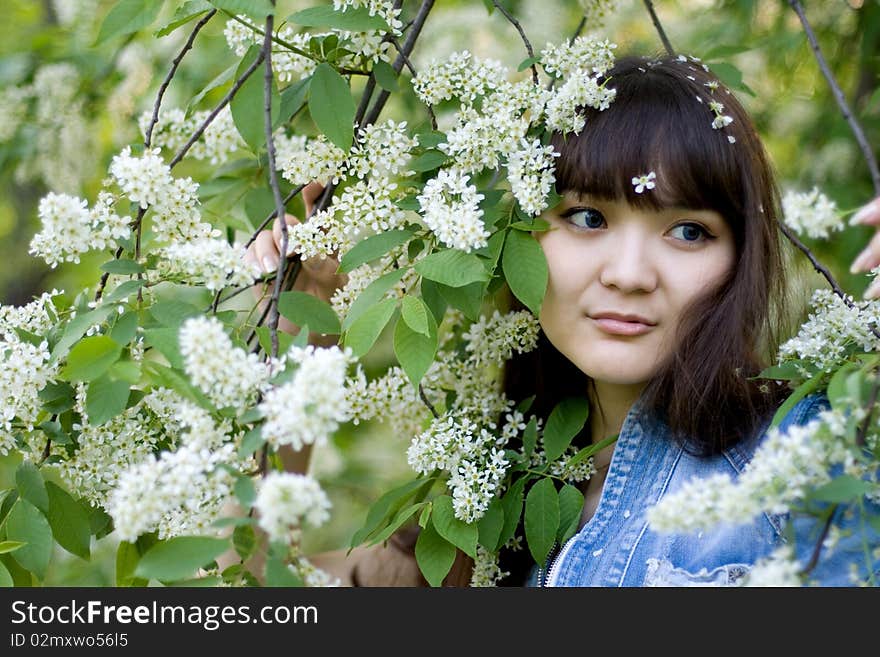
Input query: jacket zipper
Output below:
<box><xmin>542</xmin><ymin>531</ymin><xmax>579</xmax><ymax>587</ymax></box>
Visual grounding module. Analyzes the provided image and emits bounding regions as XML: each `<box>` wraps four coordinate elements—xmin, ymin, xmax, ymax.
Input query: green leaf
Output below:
<box><xmin>143</xmin><ymin>328</ymin><xmax>184</xmax><ymax>369</ymax></box>
<box><xmin>264</xmin><ymin>555</ymin><xmax>304</xmax><ymax>586</ymax></box>
<box><xmin>430</xmin><ymin>496</ymin><xmax>478</xmax><ymax>558</ymax></box>
<box><xmin>51</xmin><ymin>305</ymin><xmax>116</xmax><ymax>363</ymax></box>
<box><xmin>477</xmin><ymin>497</ymin><xmax>505</xmax><ymax>551</ymax></box>
<box><xmin>419</xmin><ymin>278</ymin><xmax>447</xmax><ymax>325</ymax></box>
<box><xmin>524</xmin><ymin>478</ymin><xmax>559</xmax><ymax>565</ymax></box>
<box><xmin>365</xmin><ymin>502</ymin><xmax>425</xmax><ymax>546</ymax></box>
<box><xmin>706</xmin><ymin>61</ymin><xmax>755</xmax><ymax>96</ymax></box>
<box><xmin>99</xmin><ymin>259</ymin><xmax>145</xmax><ymax>275</ymax></box>
<box><xmin>141</xmin><ymin>360</ymin><xmax>213</xmax><ymax>409</ymax></box>
<box><xmin>116</xmin><ymin>541</ymin><xmax>147</xmax><ymax>587</ymax></box>
<box><xmin>233</xmin><ymin>524</ymin><xmax>257</xmax><ymax>560</ymax></box>
<box><xmin>5</xmin><ymin>500</ymin><xmax>53</xmax><ymax>580</ymax></box>
<box><xmin>309</xmin><ymin>62</ymin><xmax>355</xmax><ymax>151</ymax></box>
<box><xmin>502</xmin><ymin>229</ymin><xmax>548</xmax><ymax>316</ymax></box>
<box><xmin>393</xmin><ymin>311</ymin><xmax>438</xmax><ymax>388</ymax></box>
<box><xmin>188</xmin><ymin>63</ymin><xmax>237</xmax><ymax>113</ymax></box>
<box><xmin>517</xmin><ymin>55</ymin><xmax>540</xmax><ymax>72</ymax></box>
<box><xmin>351</xmin><ymin>477</ymin><xmax>431</xmax><ymax>548</ymax></box>
<box><xmin>95</xmin><ymin>0</ymin><xmax>164</xmax><ymax>45</ymax></box>
<box><xmin>279</xmin><ymin>75</ymin><xmax>311</xmax><ymax>125</ymax></box>
<box><xmin>770</xmin><ymin>374</ymin><xmax>824</xmax><ymax>428</ymax></box>
<box><xmin>278</xmin><ymin>290</ymin><xmax>341</xmax><ymax>335</ymax></box>
<box><xmin>0</xmin><ymin>541</ymin><xmax>25</xmax><ymax>555</ymax></box>
<box><xmin>372</xmin><ymin>60</ymin><xmax>399</xmax><ymax>92</ymax></box>
<box><xmin>231</xmin><ymin>45</ymin><xmax>280</xmax><ymax>152</ymax></box>
<box><xmin>150</xmin><ymin>299</ymin><xmax>203</xmax><ymax>327</ymax></box>
<box><xmin>568</xmin><ymin>434</ymin><xmax>618</xmax><ymax>470</ymax></box>
<box><xmin>827</xmin><ymin>362</ymin><xmax>860</xmax><ymax>412</ymax></box>
<box><xmin>289</xmin><ymin>5</ymin><xmax>389</xmax><ymax>31</ymax></box>
<box><xmin>16</xmin><ymin>462</ymin><xmax>48</xmax><ymax>513</ymax></box>
<box><xmin>103</xmin><ymin>279</ymin><xmax>147</xmax><ymax>305</ymax></box>
<box><xmin>343</xmin><ymin>297</ymin><xmax>397</xmax><ymax>357</ymax></box>
<box><xmin>498</xmin><ymin>477</ymin><xmax>526</xmax><ymax>549</ymax></box>
<box><xmin>255</xmin><ymin>326</ymin><xmax>296</xmax><ymax>357</ymax></box>
<box><xmin>416</xmin><ymin>131</ymin><xmax>447</xmax><ymax>149</ymax></box>
<box><xmin>156</xmin><ymin>1</ymin><xmax>214</xmax><ymax>37</ymax></box>
<box><xmin>436</xmin><ymin>280</ymin><xmax>484</xmax><ymax>321</ymax></box>
<box><xmin>135</xmin><ymin>536</ymin><xmax>230</xmax><ymax>582</ymax></box>
<box><xmin>522</xmin><ymin>415</ymin><xmax>538</xmax><ymax>457</ymax></box>
<box><xmin>234</xmin><ymin>476</ymin><xmax>256</xmax><ymax>508</ymax></box>
<box><xmin>810</xmin><ymin>475</ymin><xmax>874</xmax><ymax>503</ymax></box>
<box><xmin>556</xmin><ymin>484</ymin><xmax>584</xmax><ymax>544</ymax></box>
<box><xmin>0</xmin><ymin>561</ymin><xmax>11</xmax><ymax>587</ymax></box>
<box><xmin>755</xmin><ymin>361</ymin><xmax>808</xmax><ymax>381</ymax></box>
<box><xmin>339</xmin><ymin>228</ymin><xmax>414</xmax><ymax>273</ymax></box>
<box><xmin>415</xmin><ymin>520</ymin><xmax>456</xmax><ymax>587</ymax></box>
<box><xmin>510</xmin><ymin>218</ymin><xmax>551</xmax><ymax>232</ymax></box>
<box><xmin>415</xmin><ymin>250</ymin><xmax>490</xmax><ymax>288</ymax></box>
<box><xmin>110</xmin><ymin>311</ymin><xmax>139</xmax><ymax>346</ymax></box>
<box><xmin>400</xmin><ymin>295</ymin><xmax>431</xmax><ymax>337</ymax></box>
<box><xmin>543</xmin><ymin>397</ymin><xmax>589</xmax><ymax>462</ymax></box>
<box><xmin>62</xmin><ymin>335</ymin><xmax>122</xmax><ymax>382</ymax></box>
<box><xmin>237</xmin><ymin>426</ymin><xmax>265</xmax><ymax>459</ymax></box>
<box><xmin>45</xmin><ymin>482</ymin><xmax>91</xmax><ymax>560</ymax></box>
<box><xmin>109</xmin><ymin>360</ymin><xmax>142</xmax><ymax>385</ymax></box>
<box><xmin>410</xmin><ymin>150</ymin><xmax>447</xmax><ymax>172</ymax></box>
<box><xmin>38</xmin><ymin>383</ymin><xmax>75</xmax><ymax>416</ymax></box>
<box><xmin>87</xmin><ymin>376</ymin><xmax>131</xmax><ymax>426</ymax></box>
<box><xmin>209</xmin><ymin>0</ymin><xmax>275</xmax><ymax>18</ymax></box>
<box><xmin>342</xmin><ymin>268</ymin><xmax>407</xmax><ymax>331</ymax></box>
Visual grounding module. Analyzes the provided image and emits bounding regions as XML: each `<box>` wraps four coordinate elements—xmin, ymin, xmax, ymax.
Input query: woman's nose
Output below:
<box><xmin>597</xmin><ymin>231</ymin><xmax>658</xmax><ymax>293</ymax></box>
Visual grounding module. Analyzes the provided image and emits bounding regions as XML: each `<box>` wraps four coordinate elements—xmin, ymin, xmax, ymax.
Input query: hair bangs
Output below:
<box><xmin>551</xmin><ymin>57</ymin><xmax>748</xmax><ymax>221</ymax></box>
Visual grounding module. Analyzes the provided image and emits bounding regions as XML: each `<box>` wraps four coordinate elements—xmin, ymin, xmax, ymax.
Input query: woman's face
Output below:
<box><xmin>535</xmin><ymin>191</ymin><xmax>736</xmax><ymax>386</ymax></box>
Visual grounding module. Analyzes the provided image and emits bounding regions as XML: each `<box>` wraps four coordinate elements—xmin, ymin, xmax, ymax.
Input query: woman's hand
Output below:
<box><xmin>242</xmin><ymin>181</ymin><xmax>348</xmax><ymax>345</ymax></box>
<box><xmin>850</xmin><ymin>196</ymin><xmax>880</xmax><ymax>299</ymax></box>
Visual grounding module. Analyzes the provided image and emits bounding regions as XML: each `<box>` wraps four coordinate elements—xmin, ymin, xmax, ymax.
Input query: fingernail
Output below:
<box><xmin>851</xmin><ymin>199</ymin><xmax>879</xmax><ymax>225</ymax></box>
<box><xmin>262</xmin><ymin>255</ymin><xmax>278</xmax><ymax>273</ymax></box>
<box><xmin>850</xmin><ymin>250</ymin><xmax>870</xmax><ymax>274</ymax></box>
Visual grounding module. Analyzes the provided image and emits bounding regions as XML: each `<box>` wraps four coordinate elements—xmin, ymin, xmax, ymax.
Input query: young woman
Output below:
<box><xmin>244</xmin><ymin>54</ymin><xmax>880</xmax><ymax>586</ymax></box>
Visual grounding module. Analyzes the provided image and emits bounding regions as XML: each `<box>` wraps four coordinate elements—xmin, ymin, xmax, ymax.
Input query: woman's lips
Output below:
<box><xmin>590</xmin><ymin>317</ymin><xmax>655</xmax><ymax>336</ymax></box>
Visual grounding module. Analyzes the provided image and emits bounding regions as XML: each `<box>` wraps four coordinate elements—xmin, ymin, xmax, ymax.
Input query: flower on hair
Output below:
<box><xmin>708</xmin><ymin>100</ymin><xmax>734</xmax><ymax>130</ymax></box>
<box><xmin>631</xmin><ymin>171</ymin><xmax>656</xmax><ymax>193</ymax></box>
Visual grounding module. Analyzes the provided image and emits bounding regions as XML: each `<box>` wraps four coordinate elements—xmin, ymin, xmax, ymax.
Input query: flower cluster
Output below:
<box><xmin>782</xmin><ymin>187</ymin><xmax>843</xmax><ymax>240</ymax></box>
<box><xmin>469</xmin><ymin>545</ymin><xmax>510</xmax><ymax>586</ymax></box>
<box><xmin>139</xmin><ymin>106</ymin><xmax>245</xmax><ymax>165</ymax></box>
<box><xmin>159</xmin><ymin>237</ymin><xmax>259</xmax><ymax>292</ymax></box>
<box><xmin>29</xmin><ymin>192</ymin><xmax>131</xmax><ymax>268</ymax></box>
<box><xmin>460</xmin><ymin>310</ymin><xmax>542</xmax><ymax>367</ymax></box>
<box><xmin>778</xmin><ymin>289</ymin><xmax>880</xmax><ymax>374</ymax></box>
<box><xmin>416</xmin><ymin>168</ymin><xmax>488</xmax><ymax>252</ymax></box>
<box><xmin>540</xmin><ymin>36</ymin><xmax>617</xmax><ymax>78</ymax></box>
<box><xmin>259</xmin><ymin>344</ymin><xmax>354</xmax><ymax>451</ymax></box>
<box><xmin>507</xmin><ymin>138</ymin><xmax>560</xmax><ymax>216</ymax></box>
<box><xmin>254</xmin><ymin>472</ymin><xmax>332</xmax><ymax>543</ymax></box>
<box><xmin>740</xmin><ymin>545</ymin><xmax>802</xmax><ymax>587</ymax></box>
<box><xmin>106</xmin><ymin>402</ymin><xmax>237</xmax><ymax>541</ymax></box>
<box><xmin>647</xmin><ymin>410</ymin><xmax>855</xmax><ymax>533</ymax></box>
<box><xmin>407</xmin><ymin>411</ymin><xmax>510</xmax><ymax>522</ymax></box>
<box><xmin>179</xmin><ymin>315</ymin><xmax>274</xmax><ymax>412</ymax></box>
<box><xmin>0</xmin><ymin>338</ymin><xmax>55</xmax><ymax>456</ymax></box>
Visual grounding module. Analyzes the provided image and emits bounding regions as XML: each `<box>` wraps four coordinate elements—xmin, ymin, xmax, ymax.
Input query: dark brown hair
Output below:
<box><xmin>497</xmin><ymin>54</ymin><xmax>796</xmax><ymax>583</ymax></box>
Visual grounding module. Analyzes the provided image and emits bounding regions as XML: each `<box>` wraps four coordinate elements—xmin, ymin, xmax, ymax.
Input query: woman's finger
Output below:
<box><xmin>302</xmin><ymin>181</ymin><xmax>325</xmax><ymax>218</ymax></box>
<box><xmin>253</xmin><ymin>230</ymin><xmax>280</xmax><ymax>274</ymax></box>
<box><xmin>272</xmin><ymin>213</ymin><xmax>300</xmax><ymax>256</ymax></box>
<box><xmin>851</xmin><ymin>197</ymin><xmax>880</xmax><ymax>227</ymax></box>
<box><xmin>851</xmin><ymin>228</ymin><xmax>880</xmax><ymax>275</ymax></box>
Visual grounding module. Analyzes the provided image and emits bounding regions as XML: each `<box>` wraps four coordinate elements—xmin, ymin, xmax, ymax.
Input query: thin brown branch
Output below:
<box><xmin>169</xmin><ymin>50</ymin><xmax>265</xmax><ymax>168</ymax></box>
<box><xmin>643</xmin><ymin>0</ymin><xmax>675</xmax><ymax>56</ymax></box>
<box><xmin>492</xmin><ymin>1</ymin><xmax>539</xmax><ymax>85</ymax></box>
<box><xmin>419</xmin><ymin>383</ymin><xmax>440</xmax><ymax>419</ymax></box>
<box><xmin>145</xmin><ymin>10</ymin><xmax>217</xmax><ymax>147</ymax></box>
<box><xmin>799</xmin><ymin>504</ymin><xmax>839</xmax><ymax>576</ymax></box>
<box><xmin>788</xmin><ymin>0</ymin><xmax>880</xmax><ymax>194</ymax></box>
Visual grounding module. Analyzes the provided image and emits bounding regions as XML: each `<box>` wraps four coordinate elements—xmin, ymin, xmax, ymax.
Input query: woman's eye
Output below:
<box><xmin>562</xmin><ymin>207</ymin><xmax>605</xmax><ymax>230</ymax></box>
<box><xmin>669</xmin><ymin>222</ymin><xmax>710</xmax><ymax>243</ymax></box>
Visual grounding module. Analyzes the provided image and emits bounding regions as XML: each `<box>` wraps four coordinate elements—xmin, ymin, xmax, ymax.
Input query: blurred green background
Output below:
<box><xmin>1</xmin><ymin>0</ymin><xmax>878</xmax><ymax>584</ymax></box>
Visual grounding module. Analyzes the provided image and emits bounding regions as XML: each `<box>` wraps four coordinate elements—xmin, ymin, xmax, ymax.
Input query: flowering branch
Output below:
<box><xmin>788</xmin><ymin>0</ymin><xmax>880</xmax><ymax>195</ymax></box>
<box><xmin>144</xmin><ymin>9</ymin><xmax>218</xmax><ymax>147</ymax></box>
<box><xmin>169</xmin><ymin>51</ymin><xmax>265</xmax><ymax>168</ymax></box>
<box><xmin>262</xmin><ymin>9</ymin><xmax>288</xmax><ymax>361</ymax></box>
<box><xmin>642</xmin><ymin>0</ymin><xmax>674</xmax><ymax>56</ymax></box>
<box><xmin>492</xmin><ymin>0</ymin><xmax>539</xmax><ymax>85</ymax></box>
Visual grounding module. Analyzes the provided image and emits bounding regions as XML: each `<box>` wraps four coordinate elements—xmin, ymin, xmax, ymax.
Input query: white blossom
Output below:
<box><xmin>140</xmin><ymin>106</ymin><xmax>245</xmax><ymax>165</ymax></box>
<box><xmin>783</xmin><ymin>187</ymin><xmax>843</xmax><ymax>240</ymax></box>
<box><xmin>179</xmin><ymin>315</ymin><xmax>273</xmax><ymax>411</ymax></box>
<box><xmin>259</xmin><ymin>345</ymin><xmax>353</xmax><ymax>451</ymax></box>
<box><xmin>507</xmin><ymin>138</ymin><xmax>559</xmax><ymax>216</ymax></box>
<box><xmin>417</xmin><ymin>168</ymin><xmax>488</xmax><ymax>252</ymax></box>
<box><xmin>159</xmin><ymin>238</ymin><xmax>260</xmax><ymax>292</ymax></box>
<box><xmin>469</xmin><ymin>545</ymin><xmax>509</xmax><ymax>586</ymax></box>
<box><xmin>109</xmin><ymin>146</ymin><xmax>174</xmax><ymax>210</ymax></box>
<box><xmin>0</xmin><ymin>338</ymin><xmax>55</xmax><ymax>456</ymax></box>
<box><xmin>544</xmin><ymin>74</ymin><xmax>616</xmax><ymax>134</ymax></box>
<box><xmin>540</xmin><ymin>36</ymin><xmax>616</xmax><ymax>78</ymax></box>
<box><xmin>255</xmin><ymin>472</ymin><xmax>332</xmax><ymax>543</ymax></box>
<box><xmin>740</xmin><ymin>545</ymin><xmax>802</xmax><ymax>587</ymax></box>
<box><xmin>631</xmin><ymin>171</ymin><xmax>656</xmax><ymax>194</ymax></box>
<box><xmin>277</xmin><ymin>134</ymin><xmax>348</xmax><ymax>187</ymax></box>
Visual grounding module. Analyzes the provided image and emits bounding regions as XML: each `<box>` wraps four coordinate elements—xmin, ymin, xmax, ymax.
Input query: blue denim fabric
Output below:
<box><xmin>525</xmin><ymin>390</ymin><xmax>880</xmax><ymax>587</ymax></box>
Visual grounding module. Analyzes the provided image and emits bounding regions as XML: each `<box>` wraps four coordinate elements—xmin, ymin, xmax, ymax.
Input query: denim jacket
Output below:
<box><xmin>529</xmin><ymin>391</ymin><xmax>880</xmax><ymax>587</ymax></box>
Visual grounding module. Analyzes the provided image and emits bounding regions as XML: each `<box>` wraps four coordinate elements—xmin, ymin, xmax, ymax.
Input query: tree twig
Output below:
<box><xmin>788</xmin><ymin>0</ymin><xmax>880</xmax><ymax>194</ymax></box>
<box><xmin>643</xmin><ymin>0</ymin><xmax>675</xmax><ymax>56</ymax></box>
<box><xmin>492</xmin><ymin>0</ymin><xmax>539</xmax><ymax>85</ymax></box>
